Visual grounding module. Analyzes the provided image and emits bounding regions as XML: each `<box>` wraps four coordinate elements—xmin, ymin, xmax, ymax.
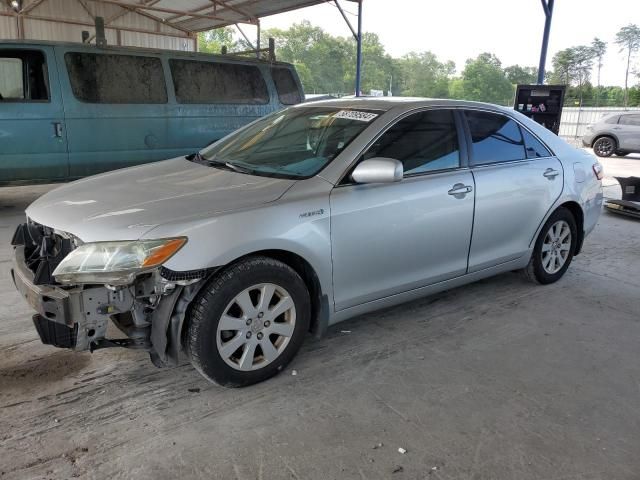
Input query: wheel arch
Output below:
<box><xmin>592</xmin><ymin>133</ymin><xmax>619</xmax><ymax>148</ymax></box>
<box><xmin>557</xmin><ymin>201</ymin><xmax>585</xmax><ymax>255</ymax></box>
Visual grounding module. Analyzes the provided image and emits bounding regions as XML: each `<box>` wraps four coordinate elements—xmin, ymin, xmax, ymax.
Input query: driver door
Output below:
<box><xmin>330</xmin><ymin>109</ymin><xmax>475</xmax><ymax>311</ymax></box>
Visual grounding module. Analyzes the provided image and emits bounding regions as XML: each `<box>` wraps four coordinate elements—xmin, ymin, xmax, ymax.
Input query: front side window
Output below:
<box><xmin>271</xmin><ymin>67</ymin><xmax>302</xmax><ymax>105</ymax></box>
<box><xmin>65</xmin><ymin>52</ymin><xmax>167</xmax><ymax>104</ymax></box>
<box><xmin>0</xmin><ymin>50</ymin><xmax>48</xmax><ymax>101</ymax></box>
<box><xmin>364</xmin><ymin>109</ymin><xmax>460</xmax><ymax>175</ymax></box>
<box><xmin>466</xmin><ymin>111</ymin><xmax>526</xmax><ymax>165</ymax></box>
<box><xmin>170</xmin><ymin>59</ymin><xmax>269</xmax><ymax>104</ymax></box>
<box><xmin>619</xmin><ymin>114</ymin><xmax>640</xmax><ymax>126</ymax></box>
<box><xmin>198</xmin><ymin>106</ymin><xmax>381</xmax><ymax>179</ymax></box>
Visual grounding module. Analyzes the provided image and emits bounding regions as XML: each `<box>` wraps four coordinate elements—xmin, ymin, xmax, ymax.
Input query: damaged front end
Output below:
<box><xmin>11</xmin><ymin>221</ymin><xmax>211</xmax><ymax>367</ymax></box>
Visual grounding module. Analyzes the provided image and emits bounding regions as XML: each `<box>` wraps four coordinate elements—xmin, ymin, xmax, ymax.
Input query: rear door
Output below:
<box><xmin>617</xmin><ymin>114</ymin><xmax>640</xmax><ymax>150</ymax></box>
<box><xmin>464</xmin><ymin>110</ymin><xmax>563</xmax><ymax>272</ymax></box>
<box><xmin>0</xmin><ymin>46</ymin><xmax>68</xmax><ymax>184</ymax></box>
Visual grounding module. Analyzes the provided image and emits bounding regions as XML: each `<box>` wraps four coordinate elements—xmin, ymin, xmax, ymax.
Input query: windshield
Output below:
<box><xmin>198</xmin><ymin>106</ymin><xmax>382</xmax><ymax>179</ymax></box>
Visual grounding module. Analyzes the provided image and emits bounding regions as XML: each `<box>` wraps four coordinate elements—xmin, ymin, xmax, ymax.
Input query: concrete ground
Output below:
<box><xmin>1</xmin><ymin>153</ymin><xmax>639</xmax><ymax>480</ymax></box>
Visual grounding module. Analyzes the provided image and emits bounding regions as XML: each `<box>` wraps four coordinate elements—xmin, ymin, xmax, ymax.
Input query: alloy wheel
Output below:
<box><xmin>594</xmin><ymin>138</ymin><xmax>614</xmax><ymax>157</ymax></box>
<box><xmin>216</xmin><ymin>283</ymin><xmax>296</xmax><ymax>371</ymax></box>
<box><xmin>541</xmin><ymin>220</ymin><xmax>572</xmax><ymax>274</ymax></box>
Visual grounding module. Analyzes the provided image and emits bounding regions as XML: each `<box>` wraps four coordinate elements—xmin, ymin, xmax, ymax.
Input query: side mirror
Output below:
<box><xmin>351</xmin><ymin>157</ymin><xmax>403</xmax><ymax>184</ymax></box>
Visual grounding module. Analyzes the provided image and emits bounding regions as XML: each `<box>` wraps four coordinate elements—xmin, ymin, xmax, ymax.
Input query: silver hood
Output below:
<box><xmin>26</xmin><ymin>158</ymin><xmax>297</xmax><ymax>242</ymax></box>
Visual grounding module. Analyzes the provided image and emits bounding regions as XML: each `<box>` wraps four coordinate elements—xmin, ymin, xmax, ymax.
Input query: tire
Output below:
<box><xmin>592</xmin><ymin>136</ymin><xmax>616</xmax><ymax>157</ymax></box>
<box><xmin>522</xmin><ymin>207</ymin><xmax>578</xmax><ymax>285</ymax></box>
<box><xmin>185</xmin><ymin>256</ymin><xmax>310</xmax><ymax>387</ymax></box>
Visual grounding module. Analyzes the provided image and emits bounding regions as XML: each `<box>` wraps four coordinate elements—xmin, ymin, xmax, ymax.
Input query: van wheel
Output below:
<box><xmin>522</xmin><ymin>207</ymin><xmax>577</xmax><ymax>285</ymax></box>
<box><xmin>185</xmin><ymin>256</ymin><xmax>310</xmax><ymax>387</ymax></box>
<box><xmin>593</xmin><ymin>136</ymin><xmax>616</xmax><ymax>157</ymax></box>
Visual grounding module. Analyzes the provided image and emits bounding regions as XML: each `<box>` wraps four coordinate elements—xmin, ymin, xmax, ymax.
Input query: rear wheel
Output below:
<box><xmin>185</xmin><ymin>256</ymin><xmax>310</xmax><ymax>387</ymax></box>
<box><xmin>522</xmin><ymin>207</ymin><xmax>577</xmax><ymax>285</ymax></box>
<box><xmin>593</xmin><ymin>136</ymin><xmax>616</xmax><ymax>157</ymax></box>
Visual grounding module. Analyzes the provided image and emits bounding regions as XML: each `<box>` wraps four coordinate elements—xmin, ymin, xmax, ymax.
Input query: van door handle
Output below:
<box><xmin>52</xmin><ymin>122</ymin><xmax>63</xmax><ymax>138</ymax></box>
<box><xmin>448</xmin><ymin>183</ymin><xmax>473</xmax><ymax>197</ymax></box>
<box><xmin>543</xmin><ymin>168</ymin><xmax>560</xmax><ymax>179</ymax></box>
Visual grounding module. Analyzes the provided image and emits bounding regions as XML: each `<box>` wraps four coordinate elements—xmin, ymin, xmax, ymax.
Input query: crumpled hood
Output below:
<box><xmin>26</xmin><ymin>157</ymin><xmax>296</xmax><ymax>242</ymax></box>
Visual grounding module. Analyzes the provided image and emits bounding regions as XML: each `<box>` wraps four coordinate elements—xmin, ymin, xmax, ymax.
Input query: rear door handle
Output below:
<box><xmin>543</xmin><ymin>168</ymin><xmax>560</xmax><ymax>179</ymax></box>
<box><xmin>448</xmin><ymin>183</ymin><xmax>473</xmax><ymax>196</ymax></box>
<box><xmin>53</xmin><ymin>122</ymin><xmax>63</xmax><ymax>138</ymax></box>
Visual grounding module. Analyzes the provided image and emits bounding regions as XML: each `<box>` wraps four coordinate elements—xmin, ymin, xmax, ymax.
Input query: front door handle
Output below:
<box><xmin>448</xmin><ymin>183</ymin><xmax>473</xmax><ymax>197</ymax></box>
<box><xmin>543</xmin><ymin>168</ymin><xmax>560</xmax><ymax>179</ymax></box>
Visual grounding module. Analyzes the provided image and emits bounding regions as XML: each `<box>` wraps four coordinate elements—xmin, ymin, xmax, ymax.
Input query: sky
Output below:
<box><xmin>255</xmin><ymin>0</ymin><xmax>640</xmax><ymax>87</ymax></box>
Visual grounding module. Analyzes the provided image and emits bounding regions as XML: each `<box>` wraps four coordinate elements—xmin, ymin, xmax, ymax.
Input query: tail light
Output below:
<box><xmin>592</xmin><ymin>162</ymin><xmax>604</xmax><ymax>180</ymax></box>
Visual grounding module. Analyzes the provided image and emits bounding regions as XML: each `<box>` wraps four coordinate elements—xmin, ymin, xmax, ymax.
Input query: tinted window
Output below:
<box><xmin>0</xmin><ymin>50</ymin><xmax>48</xmax><ymax>101</ymax></box>
<box><xmin>364</xmin><ymin>109</ymin><xmax>460</xmax><ymax>174</ymax></box>
<box><xmin>170</xmin><ymin>59</ymin><xmax>269</xmax><ymax>104</ymax></box>
<box><xmin>619</xmin><ymin>114</ymin><xmax>640</xmax><ymax>126</ymax></box>
<box><xmin>466</xmin><ymin>111</ymin><xmax>526</xmax><ymax>165</ymax></box>
<box><xmin>521</xmin><ymin>127</ymin><xmax>552</xmax><ymax>158</ymax></box>
<box><xmin>65</xmin><ymin>52</ymin><xmax>166</xmax><ymax>104</ymax></box>
<box><xmin>604</xmin><ymin>115</ymin><xmax>620</xmax><ymax>125</ymax></box>
<box><xmin>271</xmin><ymin>67</ymin><xmax>302</xmax><ymax>105</ymax></box>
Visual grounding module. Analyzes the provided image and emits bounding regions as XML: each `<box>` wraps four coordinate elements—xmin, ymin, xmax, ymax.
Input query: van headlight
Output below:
<box><xmin>52</xmin><ymin>237</ymin><xmax>187</xmax><ymax>285</ymax></box>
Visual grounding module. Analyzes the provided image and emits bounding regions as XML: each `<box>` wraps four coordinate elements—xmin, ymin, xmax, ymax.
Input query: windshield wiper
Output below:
<box><xmin>223</xmin><ymin>162</ymin><xmax>254</xmax><ymax>174</ymax></box>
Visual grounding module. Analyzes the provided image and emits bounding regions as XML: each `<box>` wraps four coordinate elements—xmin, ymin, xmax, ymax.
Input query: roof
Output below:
<box><xmin>299</xmin><ymin>97</ymin><xmax>515</xmax><ymax>113</ymax></box>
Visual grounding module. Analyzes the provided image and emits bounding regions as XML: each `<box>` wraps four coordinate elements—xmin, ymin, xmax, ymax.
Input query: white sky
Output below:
<box><xmin>256</xmin><ymin>0</ymin><xmax>640</xmax><ymax>87</ymax></box>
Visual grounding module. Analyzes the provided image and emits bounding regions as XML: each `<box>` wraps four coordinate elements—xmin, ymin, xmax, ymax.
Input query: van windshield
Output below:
<box><xmin>198</xmin><ymin>106</ymin><xmax>382</xmax><ymax>179</ymax></box>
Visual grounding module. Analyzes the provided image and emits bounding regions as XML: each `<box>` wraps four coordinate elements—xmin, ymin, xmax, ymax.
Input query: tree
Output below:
<box><xmin>551</xmin><ymin>48</ymin><xmax>576</xmax><ymax>85</ymax></box>
<box><xmin>396</xmin><ymin>51</ymin><xmax>454</xmax><ymax>98</ymax></box>
<box><xmin>591</xmin><ymin>37</ymin><xmax>607</xmax><ymax>105</ymax></box>
<box><xmin>504</xmin><ymin>65</ymin><xmax>538</xmax><ymax>85</ymax></box>
<box><xmin>615</xmin><ymin>24</ymin><xmax>640</xmax><ymax>107</ymax></box>
<box><xmin>453</xmin><ymin>53</ymin><xmax>515</xmax><ymax>105</ymax></box>
<box><xmin>198</xmin><ymin>28</ymin><xmax>237</xmax><ymax>54</ymax></box>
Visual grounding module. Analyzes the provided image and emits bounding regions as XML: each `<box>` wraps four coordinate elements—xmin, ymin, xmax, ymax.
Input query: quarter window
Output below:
<box><xmin>521</xmin><ymin>128</ymin><xmax>552</xmax><ymax>158</ymax></box>
<box><xmin>466</xmin><ymin>111</ymin><xmax>526</xmax><ymax>165</ymax></box>
<box><xmin>170</xmin><ymin>59</ymin><xmax>269</xmax><ymax>104</ymax></box>
<box><xmin>0</xmin><ymin>50</ymin><xmax>49</xmax><ymax>101</ymax></box>
<box><xmin>65</xmin><ymin>52</ymin><xmax>167</xmax><ymax>104</ymax></box>
<box><xmin>364</xmin><ymin>109</ymin><xmax>460</xmax><ymax>175</ymax></box>
<box><xmin>619</xmin><ymin>114</ymin><xmax>640</xmax><ymax>126</ymax></box>
<box><xmin>271</xmin><ymin>67</ymin><xmax>302</xmax><ymax>105</ymax></box>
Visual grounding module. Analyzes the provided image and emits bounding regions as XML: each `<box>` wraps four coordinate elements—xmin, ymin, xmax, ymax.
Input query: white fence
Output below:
<box><xmin>559</xmin><ymin>107</ymin><xmax>640</xmax><ymax>146</ymax></box>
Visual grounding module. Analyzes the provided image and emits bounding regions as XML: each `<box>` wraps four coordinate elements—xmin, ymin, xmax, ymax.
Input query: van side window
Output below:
<box><xmin>170</xmin><ymin>59</ymin><xmax>269</xmax><ymax>104</ymax></box>
<box><xmin>271</xmin><ymin>67</ymin><xmax>302</xmax><ymax>105</ymax></box>
<box><xmin>0</xmin><ymin>50</ymin><xmax>49</xmax><ymax>102</ymax></box>
<box><xmin>466</xmin><ymin>111</ymin><xmax>526</xmax><ymax>165</ymax></box>
<box><xmin>65</xmin><ymin>52</ymin><xmax>167</xmax><ymax>104</ymax></box>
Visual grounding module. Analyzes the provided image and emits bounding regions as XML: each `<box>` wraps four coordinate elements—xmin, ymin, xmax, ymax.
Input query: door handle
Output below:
<box><xmin>448</xmin><ymin>183</ymin><xmax>473</xmax><ymax>196</ymax></box>
<box><xmin>543</xmin><ymin>168</ymin><xmax>560</xmax><ymax>179</ymax></box>
<box><xmin>52</xmin><ymin>122</ymin><xmax>63</xmax><ymax>138</ymax></box>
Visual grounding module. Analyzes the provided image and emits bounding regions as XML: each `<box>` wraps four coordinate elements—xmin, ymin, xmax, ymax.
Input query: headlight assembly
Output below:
<box><xmin>52</xmin><ymin>237</ymin><xmax>187</xmax><ymax>285</ymax></box>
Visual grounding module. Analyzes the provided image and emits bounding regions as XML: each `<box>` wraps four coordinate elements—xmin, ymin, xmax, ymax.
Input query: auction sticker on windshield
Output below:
<box><xmin>334</xmin><ymin>110</ymin><xmax>379</xmax><ymax>122</ymax></box>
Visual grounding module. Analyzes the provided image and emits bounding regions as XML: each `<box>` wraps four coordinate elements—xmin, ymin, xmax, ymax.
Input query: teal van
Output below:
<box><xmin>0</xmin><ymin>40</ymin><xmax>303</xmax><ymax>186</ymax></box>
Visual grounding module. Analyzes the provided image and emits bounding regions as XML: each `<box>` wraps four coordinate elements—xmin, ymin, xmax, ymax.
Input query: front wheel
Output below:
<box><xmin>522</xmin><ymin>207</ymin><xmax>577</xmax><ymax>285</ymax></box>
<box><xmin>593</xmin><ymin>136</ymin><xmax>616</xmax><ymax>157</ymax></box>
<box><xmin>185</xmin><ymin>256</ymin><xmax>310</xmax><ymax>387</ymax></box>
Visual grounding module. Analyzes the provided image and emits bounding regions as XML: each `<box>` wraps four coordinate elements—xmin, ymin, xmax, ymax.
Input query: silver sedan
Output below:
<box><xmin>12</xmin><ymin>98</ymin><xmax>604</xmax><ymax>386</ymax></box>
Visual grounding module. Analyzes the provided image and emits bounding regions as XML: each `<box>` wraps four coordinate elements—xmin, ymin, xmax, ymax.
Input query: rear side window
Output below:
<box><xmin>619</xmin><ymin>114</ymin><xmax>640</xmax><ymax>126</ymax></box>
<box><xmin>65</xmin><ymin>52</ymin><xmax>167</xmax><ymax>104</ymax></box>
<box><xmin>521</xmin><ymin>128</ymin><xmax>552</xmax><ymax>158</ymax></box>
<box><xmin>604</xmin><ymin>115</ymin><xmax>620</xmax><ymax>124</ymax></box>
<box><xmin>0</xmin><ymin>50</ymin><xmax>49</xmax><ymax>101</ymax></box>
<box><xmin>466</xmin><ymin>111</ymin><xmax>526</xmax><ymax>165</ymax></box>
<box><xmin>364</xmin><ymin>109</ymin><xmax>460</xmax><ymax>175</ymax></box>
<box><xmin>271</xmin><ymin>67</ymin><xmax>302</xmax><ymax>105</ymax></box>
<box><xmin>170</xmin><ymin>59</ymin><xmax>269</xmax><ymax>104</ymax></box>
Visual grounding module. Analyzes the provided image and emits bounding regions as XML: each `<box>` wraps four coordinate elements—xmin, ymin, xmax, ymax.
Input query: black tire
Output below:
<box><xmin>522</xmin><ymin>207</ymin><xmax>578</xmax><ymax>285</ymax></box>
<box><xmin>185</xmin><ymin>256</ymin><xmax>310</xmax><ymax>387</ymax></box>
<box><xmin>592</xmin><ymin>136</ymin><xmax>616</xmax><ymax>157</ymax></box>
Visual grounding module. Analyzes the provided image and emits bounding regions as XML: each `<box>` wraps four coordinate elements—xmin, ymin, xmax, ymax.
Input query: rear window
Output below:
<box><xmin>170</xmin><ymin>59</ymin><xmax>269</xmax><ymax>104</ymax></box>
<box><xmin>619</xmin><ymin>114</ymin><xmax>640</xmax><ymax>126</ymax></box>
<box><xmin>65</xmin><ymin>52</ymin><xmax>167</xmax><ymax>104</ymax></box>
<box><xmin>466</xmin><ymin>111</ymin><xmax>526</xmax><ymax>165</ymax></box>
<box><xmin>271</xmin><ymin>67</ymin><xmax>302</xmax><ymax>105</ymax></box>
<box><xmin>521</xmin><ymin>128</ymin><xmax>552</xmax><ymax>158</ymax></box>
<box><xmin>604</xmin><ymin>115</ymin><xmax>620</xmax><ymax>124</ymax></box>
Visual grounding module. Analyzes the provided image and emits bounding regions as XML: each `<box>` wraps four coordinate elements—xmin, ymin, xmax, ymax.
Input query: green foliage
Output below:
<box><xmin>396</xmin><ymin>51</ymin><xmax>454</xmax><ymax>98</ymax></box>
<box><xmin>615</xmin><ymin>24</ymin><xmax>640</xmax><ymax>106</ymax></box>
<box><xmin>453</xmin><ymin>53</ymin><xmax>515</xmax><ymax>105</ymax></box>
<box><xmin>198</xmin><ymin>28</ymin><xmax>237</xmax><ymax>54</ymax></box>
<box><xmin>504</xmin><ymin>65</ymin><xmax>538</xmax><ymax>85</ymax></box>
